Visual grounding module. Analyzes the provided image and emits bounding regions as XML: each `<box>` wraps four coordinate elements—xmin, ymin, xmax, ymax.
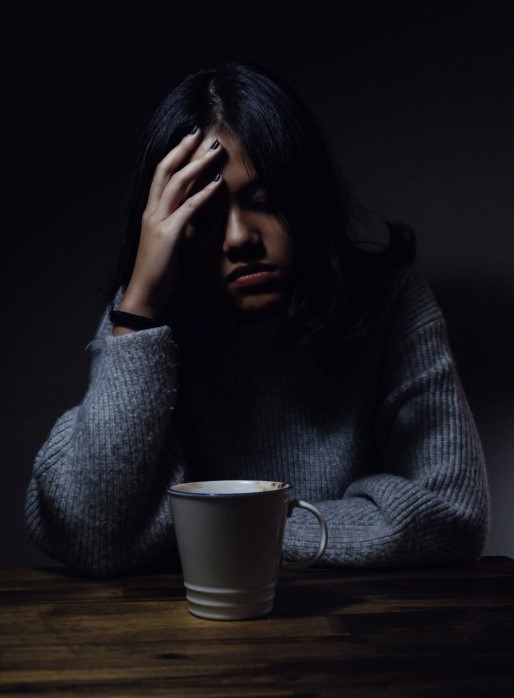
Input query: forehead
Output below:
<box><xmin>192</xmin><ymin>126</ymin><xmax>258</xmax><ymax>190</ymax></box>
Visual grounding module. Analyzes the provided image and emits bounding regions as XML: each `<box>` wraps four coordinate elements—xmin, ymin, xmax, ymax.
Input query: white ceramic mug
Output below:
<box><xmin>166</xmin><ymin>480</ymin><xmax>328</xmax><ymax>620</ymax></box>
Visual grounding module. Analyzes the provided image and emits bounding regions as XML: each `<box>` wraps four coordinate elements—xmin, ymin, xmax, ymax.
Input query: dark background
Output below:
<box><xmin>2</xmin><ymin>0</ymin><xmax>513</xmax><ymax>567</ymax></box>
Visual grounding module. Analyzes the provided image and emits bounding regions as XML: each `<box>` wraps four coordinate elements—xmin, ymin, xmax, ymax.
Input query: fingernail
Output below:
<box><xmin>188</xmin><ymin>125</ymin><xmax>199</xmax><ymax>134</ymax></box>
<box><xmin>212</xmin><ymin>173</ymin><xmax>221</xmax><ymax>182</ymax></box>
<box><xmin>210</xmin><ymin>139</ymin><xmax>220</xmax><ymax>149</ymax></box>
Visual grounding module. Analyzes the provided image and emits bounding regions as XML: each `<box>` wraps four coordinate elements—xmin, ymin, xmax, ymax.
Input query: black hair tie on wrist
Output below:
<box><xmin>109</xmin><ymin>310</ymin><xmax>165</xmax><ymax>331</ymax></box>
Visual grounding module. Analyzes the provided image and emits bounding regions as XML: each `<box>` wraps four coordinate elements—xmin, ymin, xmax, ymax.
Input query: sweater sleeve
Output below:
<box><xmin>25</xmin><ymin>305</ymin><xmax>187</xmax><ymax>577</ymax></box>
<box><xmin>282</xmin><ymin>271</ymin><xmax>491</xmax><ymax>568</ymax></box>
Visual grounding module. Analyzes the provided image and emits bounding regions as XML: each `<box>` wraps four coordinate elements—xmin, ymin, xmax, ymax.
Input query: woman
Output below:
<box><xmin>25</xmin><ymin>61</ymin><xmax>490</xmax><ymax>577</ymax></box>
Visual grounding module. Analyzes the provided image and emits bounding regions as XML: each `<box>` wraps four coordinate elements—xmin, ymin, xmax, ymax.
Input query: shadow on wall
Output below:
<box><xmin>431</xmin><ymin>274</ymin><xmax>514</xmax><ymax>559</ymax></box>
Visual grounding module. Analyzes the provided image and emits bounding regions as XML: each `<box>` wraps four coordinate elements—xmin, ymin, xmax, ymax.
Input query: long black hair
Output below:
<box><xmin>109</xmin><ymin>60</ymin><xmax>415</xmax><ymax>358</ymax></box>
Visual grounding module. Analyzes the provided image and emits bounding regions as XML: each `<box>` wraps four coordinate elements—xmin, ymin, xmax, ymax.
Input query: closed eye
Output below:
<box><xmin>249</xmin><ymin>198</ymin><xmax>275</xmax><ymax>213</ymax></box>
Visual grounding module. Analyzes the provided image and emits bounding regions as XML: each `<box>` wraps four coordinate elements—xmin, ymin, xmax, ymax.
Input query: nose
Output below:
<box><xmin>222</xmin><ymin>206</ymin><xmax>260</xmax><ymax>254</ymax></box>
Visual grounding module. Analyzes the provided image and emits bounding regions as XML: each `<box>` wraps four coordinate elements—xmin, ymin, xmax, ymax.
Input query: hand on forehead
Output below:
<box><xmin>189</xmin><ymin>129</ymin><xmax>258</xmax><ymax>196</ymax></box>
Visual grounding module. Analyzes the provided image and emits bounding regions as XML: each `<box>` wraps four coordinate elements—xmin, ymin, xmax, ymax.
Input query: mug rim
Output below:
<box><xmin>166</xmin><ymin>479</ymin><xmax>291</xmax><ymax>498</ymax></box>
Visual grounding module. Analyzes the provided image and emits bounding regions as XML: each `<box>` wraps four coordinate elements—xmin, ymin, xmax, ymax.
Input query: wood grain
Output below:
<box><xmin>1</xmin><ymin>557</ymin><xmax>513</xmax><ymax>696</ymax></box>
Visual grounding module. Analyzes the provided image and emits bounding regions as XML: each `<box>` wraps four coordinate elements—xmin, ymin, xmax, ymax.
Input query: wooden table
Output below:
<box><xmin>1</xmin><ymin>557</ymin><xmax>513</xmax><ymax>697</ymax></box>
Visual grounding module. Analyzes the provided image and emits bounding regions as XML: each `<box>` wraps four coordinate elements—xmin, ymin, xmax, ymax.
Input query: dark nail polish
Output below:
<box><xmin>210</xmin><ymin>139</ymin><xmax>220</xmax><ymax>149</ymax></box>
<box><xmin>212</xmin><ymin>173</ymin><xmax>221</xmax><ymax>182</ymax></box>
<box><xmin>189</xmin><ymin>125</ymin><xmax>199</xmax><ymax>134</ymax></box>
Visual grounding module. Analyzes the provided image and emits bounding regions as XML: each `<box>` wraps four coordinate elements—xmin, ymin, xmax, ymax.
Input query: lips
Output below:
<box><xmin>225</xmin><ymin>263</ymin><xmax>279</xmax><ymax>283</ymax></box>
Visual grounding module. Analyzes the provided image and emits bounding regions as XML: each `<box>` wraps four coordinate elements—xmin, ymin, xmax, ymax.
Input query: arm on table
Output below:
<box><xmin>283</xmin><ymin>273</ymin><xmax>491</xmax><ymax>567</ymax></box>
<box><xmin>25</xmin><ymin>305</ymin><xmax>186</xmax><ymax>577</ymax></box>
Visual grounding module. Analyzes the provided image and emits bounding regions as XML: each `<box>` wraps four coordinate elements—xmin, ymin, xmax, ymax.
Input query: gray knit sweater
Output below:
<box><xmin>25</xmin><ymin>267</ymin><xmax>490</xmax><ymax>577</ymax></box>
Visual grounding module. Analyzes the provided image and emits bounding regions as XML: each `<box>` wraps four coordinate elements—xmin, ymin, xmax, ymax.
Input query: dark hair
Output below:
<box><xmin>109</xmin><ymin>60</ymin><xmax>415</xmax><ymax>359</ymax></box>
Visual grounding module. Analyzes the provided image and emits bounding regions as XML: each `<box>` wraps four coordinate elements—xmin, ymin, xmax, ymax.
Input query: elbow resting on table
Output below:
<box><xmin>393</xmin><ymin>498</ymin><xmax>491</xmax><ymax>567</ymax></box>
<box><xmin>442</xmin><ymin>502</ymin><xmax>490</xmax><ymax>563</ymax></box>
<box><xmin>25</xmin><ymin>479</ymin><xmax>165</xmax><ymax>579</ymax></box>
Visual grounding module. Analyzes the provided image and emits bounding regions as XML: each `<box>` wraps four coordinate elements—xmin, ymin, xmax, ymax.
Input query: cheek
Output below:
<box><xmin>265</xmin><ymin>223</ymin><xmax>294</xmax><ymax>263</ymax></box>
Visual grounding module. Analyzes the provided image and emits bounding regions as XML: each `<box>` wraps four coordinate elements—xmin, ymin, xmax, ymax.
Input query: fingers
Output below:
<box><xmin>170</xmin><ymin>174</ymin><xmax>224</xmax><ymax>231</ymax></box>
<box><xmin>128</xmin><ymin>132</ymin><xmax>224</xmax><ymax>315</ymax></box>
<box><xmin>145</xmin><ymin>128</ymin><xmax>203</xmax><ymax>214</ymax></box>
<box><xmin>155</xmin><ymin>139</ymin><xmax>223</xmax><ymax>219</ymax></box>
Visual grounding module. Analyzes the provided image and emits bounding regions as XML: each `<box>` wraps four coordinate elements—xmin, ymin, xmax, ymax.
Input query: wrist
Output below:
<box><xmin>110</xmin><ymin>310</ymin><xmax>166</xmax><ymax>332</ymax></box>
<box><xmin>118</xmin><ymin>287</ymin><xmax>165</xmax><ymax>320</ymax></box>
<box><xmin>112</xmin><ymin>325</ymin><xmax>137</xmax><ymax>336</ymax></box>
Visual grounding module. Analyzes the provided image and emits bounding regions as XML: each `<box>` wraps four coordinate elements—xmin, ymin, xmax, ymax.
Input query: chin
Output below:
<box><xmin>225</xmin><ymin>291</ymin><xmax>288</xmax><ymax>318</ymax></box>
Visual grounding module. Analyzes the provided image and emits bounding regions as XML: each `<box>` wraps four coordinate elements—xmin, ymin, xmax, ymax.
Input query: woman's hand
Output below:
<box><xmin>114</xmin><ymin>129</ymin><xmax>223</xmax><ymax>330</ymax></box>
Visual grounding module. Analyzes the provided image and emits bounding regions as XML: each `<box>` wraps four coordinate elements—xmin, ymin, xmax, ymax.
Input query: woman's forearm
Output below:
<box><xmin>25</xmin><ymin>325</ymin><xmax>186</xmax><ymax>576</ymax></box>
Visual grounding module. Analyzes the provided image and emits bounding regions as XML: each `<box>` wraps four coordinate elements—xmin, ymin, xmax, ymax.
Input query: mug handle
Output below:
<box><xmin>281</xmin><ymin>499</ymin><xmax>328</xmax><ymax>570</ymax></box>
